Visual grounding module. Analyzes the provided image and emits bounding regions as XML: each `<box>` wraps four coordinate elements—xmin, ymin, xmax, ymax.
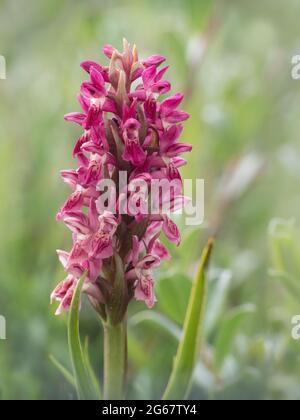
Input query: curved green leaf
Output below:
<box><xmin>84</xmin><ymin>337</ymin><xmax>102</xmax><ymax>399</ymax></box>
<box><xmin>68</xmin><ymin>273</ymin><xmax>97</xmax><ymax>400</ymax></box>
<box><xmin>205</xmin><ymin>269</ymin><xmax>231</xmax><ymax>336</ymax></box>
<box><xmin>269</xmin><ymin>269</ymin><xmax>300</xmax><ymax>301</ymax></box>
<box><xmin>49</xmin><ymin>354</ymin><xmax>76</xmax><ymax>389</ymax></box>
<box><xmin>162</xmin><ymin>238</ymin><xmax>214</xmax><ymax>400</ymax></box>
<box><xmin>130</xmin><ymin>311</ymin><xmax>181</xmax><ymax>340</ymax></box>
<box><xmin>214</xmin><ymin>303</ymin><xmax>256</xmax><ymax>370</ymax></box>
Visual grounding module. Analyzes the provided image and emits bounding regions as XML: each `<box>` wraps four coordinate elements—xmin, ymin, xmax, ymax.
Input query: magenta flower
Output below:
<box><xmin>53</xmin><ymin>40</ymin><xmax>191</xmax><ymax>319</ymax></box>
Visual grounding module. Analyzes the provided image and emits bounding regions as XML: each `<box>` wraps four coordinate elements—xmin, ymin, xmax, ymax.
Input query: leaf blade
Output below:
<box><xmin>214</xmin><ymin>303</ymin><xmax>256</xmax><ymax>370</ymax></box>
<box><xmin>84</xmin><ymin>337</ymin><xmax>102</xmax><ymax>399</ymax></box>
<box><xmin>162</xmin><ymin>238</ymin><xmax>214</xmax><ymax>400</ymax></box>
<box><xmin>49</xmin><ymin>354</ymin><xmax>76</xmax><ymax>389</ymax></box>
<box><xmin>68</xmin><ymin>273</ymin><xmax>96</xmax><ymax>400</ymax></box>
<box><xmin>130</xmin><ymin>310</ymin><xmax>181</xmax><ymax>341</ymax></box>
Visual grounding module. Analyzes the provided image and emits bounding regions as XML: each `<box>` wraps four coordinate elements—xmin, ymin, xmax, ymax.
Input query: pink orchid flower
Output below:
<box><xmin>53</xmin><ymin>40</ymin><xmax>191</xmax><ymax>317</ymax></box>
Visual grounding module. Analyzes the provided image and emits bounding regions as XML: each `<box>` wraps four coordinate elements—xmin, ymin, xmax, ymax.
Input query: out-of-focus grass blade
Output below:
<box><xmin>268</xmin><ymin>219</ymin><xmax>300</xmax><ymax>301</ymax></box>
<box><xmin>49</xmin><ymin>354</ymin><xmax>76</xmax><ymax>389</ymax></box>
<box><xmin>130</xmin><ymin>311</ymin><xmax>181</xmax><ymax>341</ymax></box>
<box><xmin>68</xmin><ymin>273</ymin><xmax>97</xmax><ymax>400</ymax></box>
<box><xmin>162</xmin><ymin>238</ymin><xmax>214</xmax><ymax>400</ymax></box>
<box><xmin>269</xmin><ymin>218</ymin><xmax>300</xmax><ymax>275</ymax></box>
<box><xmin>84</xmin><ymin>337</ymin><xmax>102</xmax><ymax>399</ymax></box>
<box><xmin>269</xmin><ymin>269</ymin><xmax>300</xmax><ymax>302</ymax></box>
<box><xmin>205</xmin><ymin>269</ymin><xmax>232</xmax><ymax>336</ymax></box>
<box><xmin>214</xmin><ymin>303</ymin><xmax>256</xmax><ymax>370</ymax></box>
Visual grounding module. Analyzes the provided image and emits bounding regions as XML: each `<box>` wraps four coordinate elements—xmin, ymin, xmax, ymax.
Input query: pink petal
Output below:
<box><xmin>171</xmin><ymin>157</ymin><xmax>187</xmax><ymax>168</ymax></box>
<box><xmin>134</xmin><ymin>274</ymin><xmax>156</xmax><ymax>308</ymax></box>
<box><xmin>122</xmin><ymin>141</ymin><xmax>146</xmax><ymax>166</ymax></box>
<box><xmin>142</xmin><ymin>54</ymin><xmax>166</xmax><ymax>67</ymax></box>
<box><xmin>98</xmin><ymin>211</ymin><xmax>118</xmax><ymax>235</ymax></box>
<box><xmin>102</xmin><ymin>98</ymin><xmax>117</xmax><ymax>114</ymax></box>
<box><xmin>51</xmin><ymin>275</ymin><xmax>77</xmax><ymax>315</ymax></box>
<box><xmin>64</xmin><ymin>211</ymin><xmax>91</xmax><ymax>235</ymax></box>
<box><xmin>142</xmin><ymin>65</ymin><xmax>156</xmax><ymax>87</ymax></box>
<box><xmin>151</xmin><ymin>80</ymin><xmax>171</xmax><ymax>95</ymax></box>
<box><xmin>78</xmin><ymin>93</ymin><xmax>90</xmax><ymax>113</ymax></box>
<box><xmin>160</xmin><ymin>93</ymin><xmax>184</xmax><ymax>115</ymax></box>
<box><xmin>80</xmin><ymin>61</ymin><xmax>109</xmax><ymax>82</ymax></box>
<box><xmin>56</xmin><ymin>191</ymin><xmax>84</xmax><ymax>220</ymax></box>
<box><xmin>56</xmin><ymin>250</ymin><xmax>70</xmax><ymax>269</ymax></box>
<box><xmin>90</xmin><ymin>66</ymin><xmax>105</xmax><ymax>91</ymax></box>
<box><xmin>164</xmin><ymin>110</ymin><xmax>189</xmax><ymax>124</ymax></box>
<box><xmin>154</xmin><ymin>65</ymin><xmax>169</xmax><ymax>82</ymax></box>
<box><xmin>152</xmin><ymin>240</ymin><xmax>171</xmax><ymax>260</ymax></box>
<box><xmin>165</xmin><ymin>143</ymin><xmax>192</xmax><ymax>157</ymax></box>
<box><xmin>144</xmin><ymin>99</ymin><xmax>157</xmax><ymax>122</ymax></box>
<box><xmin>129</xmin><ymin>89</ymin><xmax>147</xmax><ymax>101</ymax></box>
<box><xmin>87</xmin><ymin>257</ymin><xmax>102</xmax><ymax>282</ymax></box>
<box><xmin>88</xmin><ymin>198</ymin><xmax>100</xmax><ymax>231</ymax></box>
<box><xmin>64</xmin><ymin>112</ymin><xmax>86</xmax><ymax>125</ymax></box>
<box><xmin>137</xmin><ymin>254</ymin><xmax>160</xmax><ymax>270</ymax></box>
<box><xmin>162</xmin><ymin>216</ymin><xmax>181</xmax><ymax>246</ymax></box>
<box><xmin>60</xmin><ymin>169</ymin><xmax>78</xmax><ymax>188</ymax></box>
<box><xmin>102</xmin><ymin>44</ymin><xmax>115</xmax><ymax>59</ymax></box>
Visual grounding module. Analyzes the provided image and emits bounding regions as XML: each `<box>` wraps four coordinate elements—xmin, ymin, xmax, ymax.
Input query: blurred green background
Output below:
<box><xmin>1</xmin><ymin>0</ymin><xmax>300</xmax><ymax>400</ymax></box>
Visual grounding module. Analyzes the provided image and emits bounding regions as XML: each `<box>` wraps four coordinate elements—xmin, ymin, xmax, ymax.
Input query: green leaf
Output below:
<box><xmin>269</xmin><ymin>218</ymin><xmax>300</xmax><ymax>275</ymax></box>
<box><xmin>68</xmin><ymin>273</ymin><xmax>97</xmax><ymax>400</ymax></box>
<box><xmin>49</xmin><ymin>354</ymin><xmax>76</xmax><ymax>389</ymax></box>
<box><xmin>130</xmin><ymin>310</ymin><xmax>181</xmax><ymax>341</ymax></box>
<box><xmin>205</xmin><ymin>269</ymin><xmax>231</xmax><ymax>336</ymax></box>
<box><xmin>84</xmin><ymin>337</ymin><xmax>102</xmax><ymax>399</ymax></box>
<box><xmin>214</xmin><ymin>304</ymin><xmax>256</xmax><ymax>370</ymax></box>
<box><xmin>269</xmin><ymin>269</ymin><xmax>300</xmax><ymax>302</ymax></box>
<box><xmin>162</xmin><ymin>238</ymin><xmax>214</xmax><ymax>400</ymax></box>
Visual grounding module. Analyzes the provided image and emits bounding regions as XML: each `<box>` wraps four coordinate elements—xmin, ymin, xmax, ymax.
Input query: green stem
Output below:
<box><xmin>103</xmin><ymin>316</ymin><xmax>127</xmax><ymax>400</ymax></box>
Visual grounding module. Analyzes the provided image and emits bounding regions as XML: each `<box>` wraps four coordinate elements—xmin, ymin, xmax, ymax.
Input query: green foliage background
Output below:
<box><xmin>1</xmin><ymin>0</ymin><xmax>300</xmax><ymax>399</ymax></box>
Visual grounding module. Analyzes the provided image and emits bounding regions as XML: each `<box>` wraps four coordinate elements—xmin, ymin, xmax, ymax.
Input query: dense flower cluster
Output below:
<box><xmin>52</xmin><ymin>40</ymin><xmax>191</xmax><ymax>319</ymax></box>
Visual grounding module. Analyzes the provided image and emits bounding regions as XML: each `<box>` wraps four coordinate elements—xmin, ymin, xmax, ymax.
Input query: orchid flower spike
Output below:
<box><xmin>53</xmin><ymin>39</ymin><xmax>191</xmax><ymax>321</ymax></box>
